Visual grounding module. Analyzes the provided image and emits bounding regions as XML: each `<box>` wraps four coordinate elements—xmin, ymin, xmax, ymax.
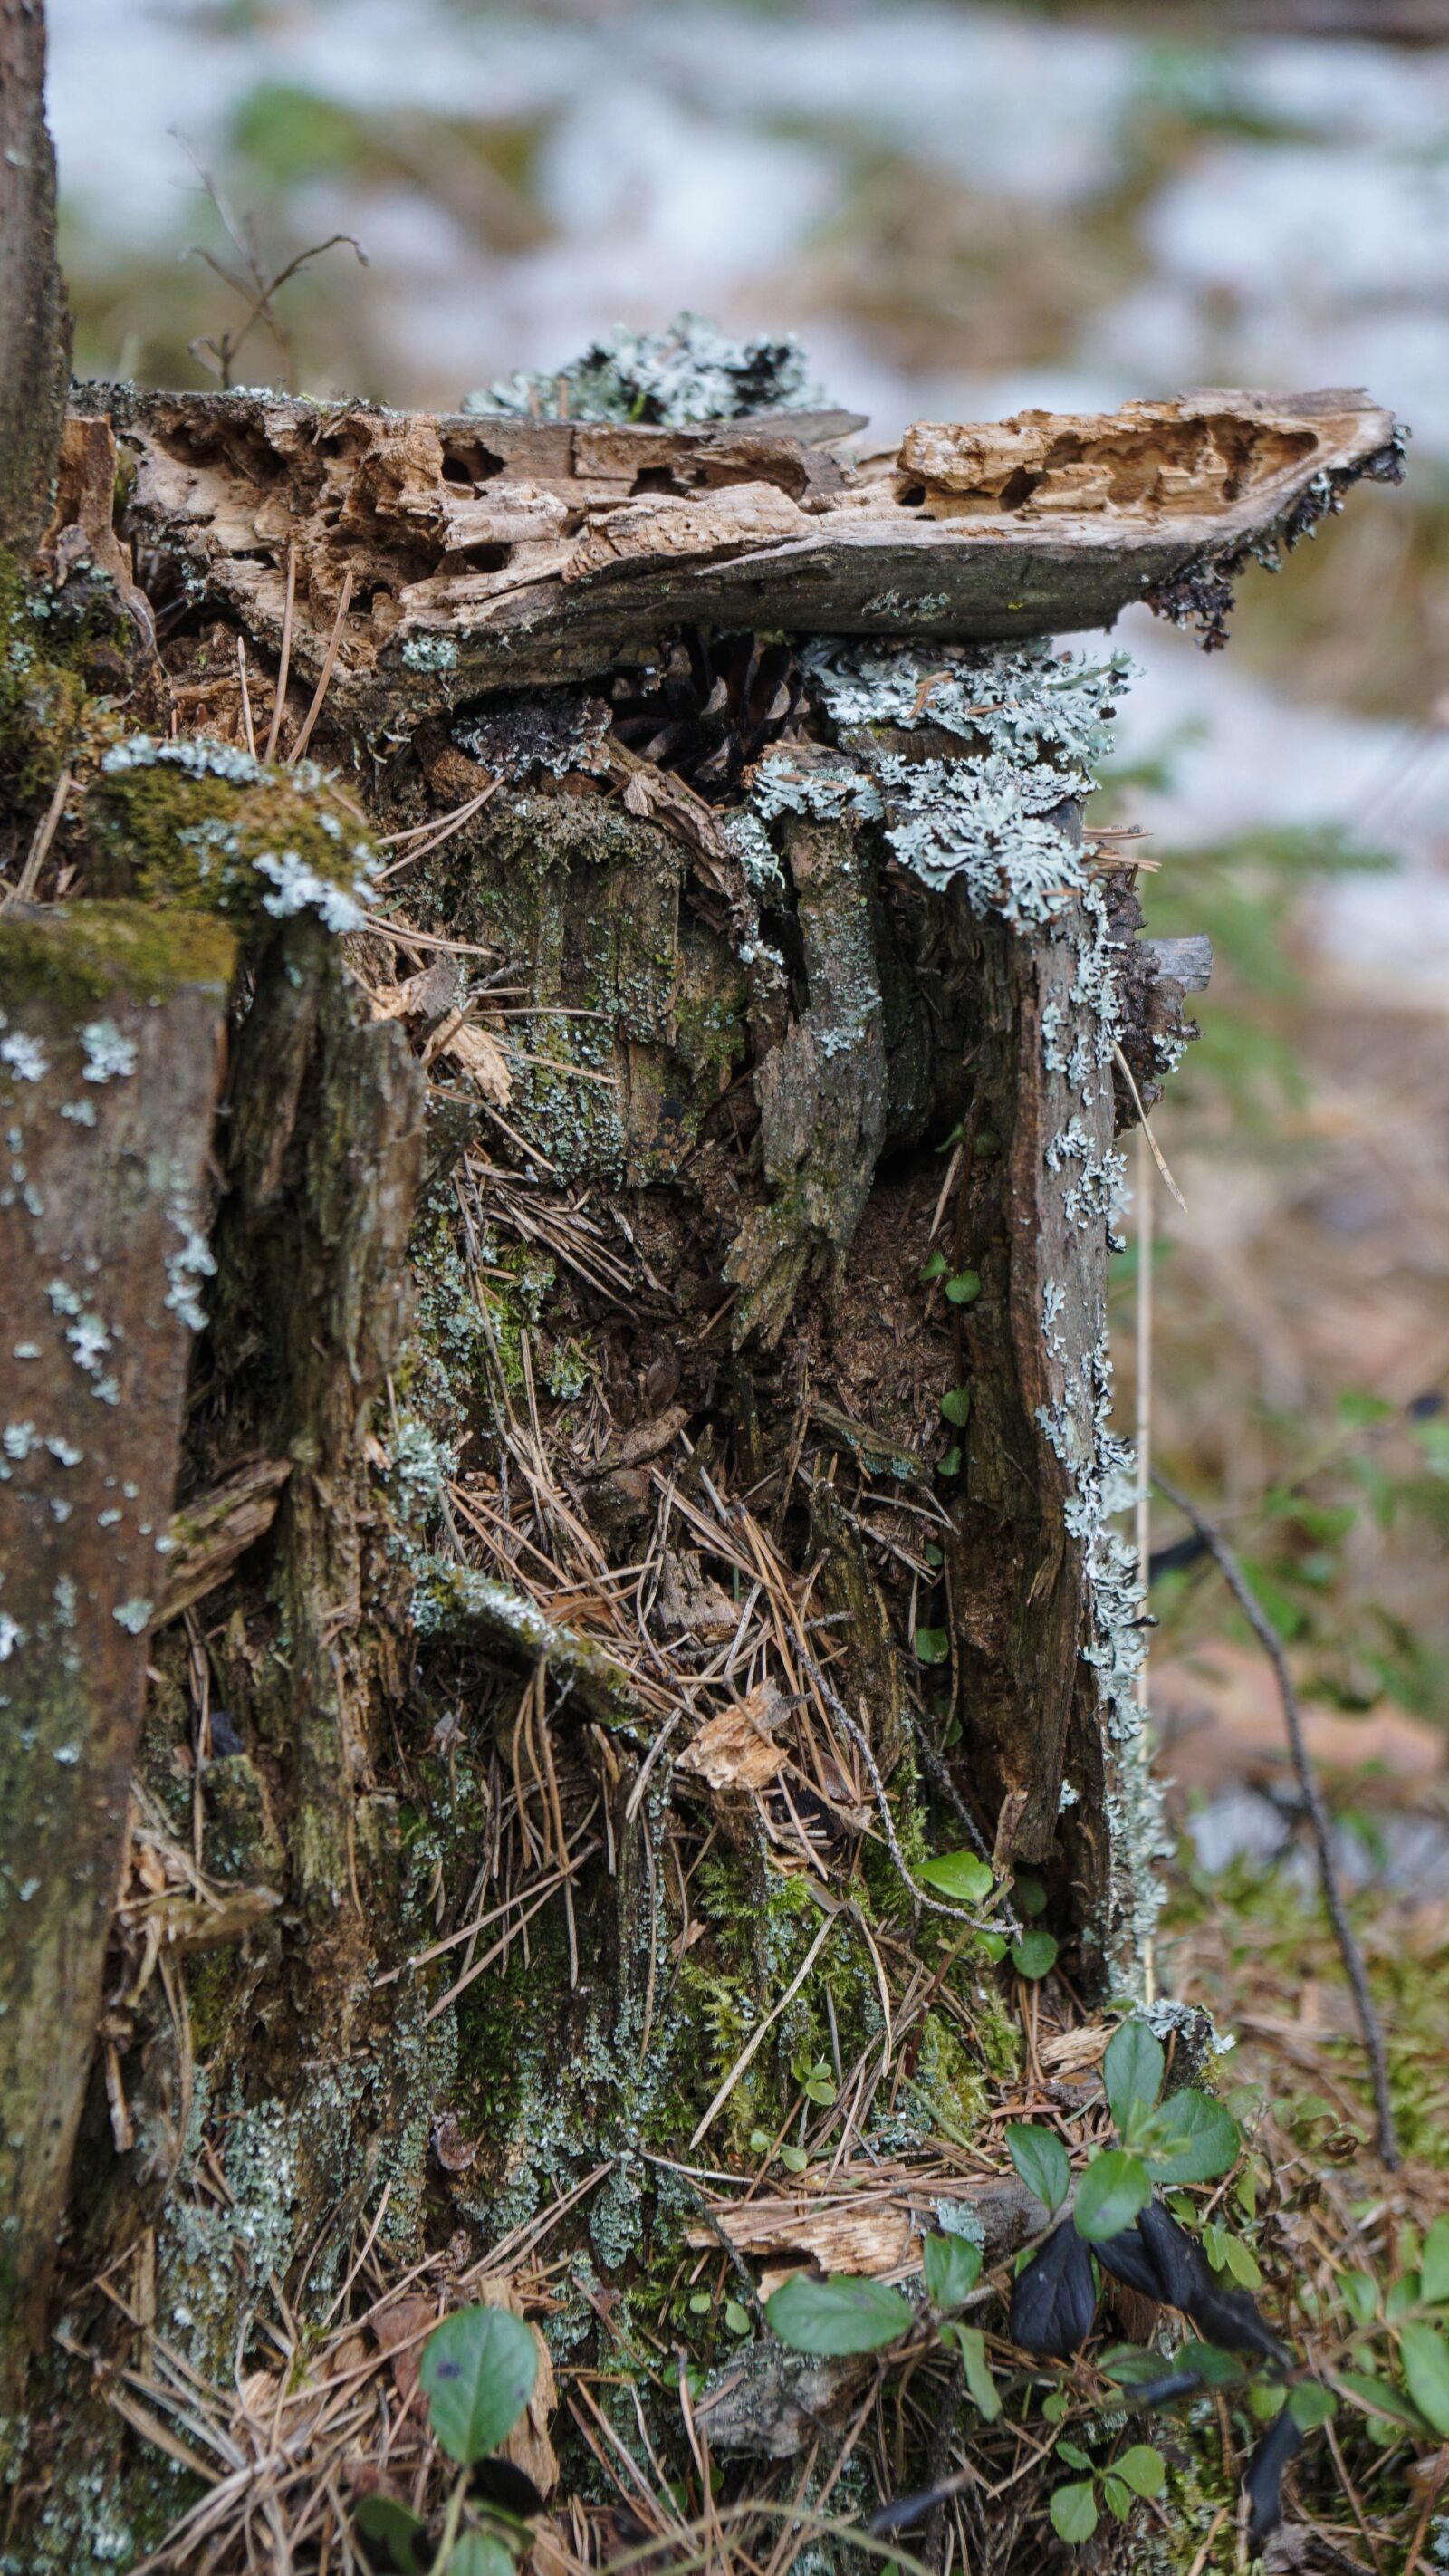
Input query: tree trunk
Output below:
<box><xmin>0</xmin><ymin>0</ymin><xmax>70</xmax><ymax>558</ymax></box>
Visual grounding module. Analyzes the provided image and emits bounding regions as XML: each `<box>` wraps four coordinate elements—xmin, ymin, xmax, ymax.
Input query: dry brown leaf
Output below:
<box><xmin>370</xmin><ymin>2291</ymin><xmax>437</xmax><ymax>2410</ymax></box>
<box><xmin>678</xmin><ymin>1684</ymin><xmax>788</xmax><ymax>1793</ymax></box>
<box><xmin>475</xmin><ymin>2281</ymin><xmax>560</xmax><ymax>2497</ymax></box>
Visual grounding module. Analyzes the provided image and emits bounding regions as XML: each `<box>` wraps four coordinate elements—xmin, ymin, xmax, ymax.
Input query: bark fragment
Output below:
<box><xmin>0</xmin><ymin>903</ymin><xmax>233</xmax><ymax>2380</ymax></box>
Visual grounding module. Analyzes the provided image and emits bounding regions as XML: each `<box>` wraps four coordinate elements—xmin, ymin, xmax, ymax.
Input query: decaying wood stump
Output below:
<box><xmin>0</xmin><ymin>364</ymin><xmax>1400</xmax><ymax>2569</ymax></box>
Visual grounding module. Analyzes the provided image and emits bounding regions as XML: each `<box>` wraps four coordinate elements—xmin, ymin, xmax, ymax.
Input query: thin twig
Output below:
<box><xmin>1152</xmin><ymin>1468</ymin><xmax>1399</xmax><ymax>2168</ymax></box>
<box><xmin>7</xmin><ymin>764</ymin><xmax>72</xmax><ymax>908</ymax></box>
<box><xmin>288</xmin><ymin>568</ymin><xmax>354</xmax><ymax>763</ymax></box>
<box><xmin>1113</xmin><ymin>1041</ymin><xmax>1186</xmax><ymax>1212</ymax></box>
<box><xmin>263</xmin><ymin>546</ymin><xmax>296</xmax><ymax>764</ymax></box>
<box><xmin>1135</xmin><ymin>1120</ymin><xmax>1152</xmax><ymax>1721</ymax></box>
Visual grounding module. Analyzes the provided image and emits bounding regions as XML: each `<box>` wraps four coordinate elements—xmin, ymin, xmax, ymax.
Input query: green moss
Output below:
<box><xmin>0</xmin><ymin>554</ymin><xmax>124</xmax><ymax>812</ymax></box>
<box><xmin>89</xmin><ymin>743</ymin><xmax>375</xmax><ymax>927</ymax></box>
<box><xmin>0</xmin><ymin>901</ymin><xmax>235</xmax><ymax>1016</ymax></box>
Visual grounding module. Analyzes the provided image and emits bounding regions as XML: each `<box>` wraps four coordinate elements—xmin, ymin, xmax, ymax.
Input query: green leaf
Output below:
<box><xmin>1422</xmin><ymin>2216</ymin><xmax>1449</xmax><ymax>2307</ymax></box>
<box><xmin>1101</xmin><ymin>2475</ymin><xmax>1133</xmax><ymax>2523</ymax></box>
<box><xmin>1339</xmin><ymin>2270</ymin><xmax>1378</xmax><ymax>2325</ymax></box>
<box><xmin>779</xmin><ymin>2143</ymin><xmax>809</xmax><ymax>2174</ymax></box>
<box><xmin>1335</xmin><ymin>2368</ymin><xmax>1435</xmax><ymax>2432</ymax></box>
<box><xmin>1113</xmin><ymin>2445</ymin><xmax>1165</xmax><ymax>2498</ymax></box>
<box><xmin>945</xmin><ymin>2321</ymin><xmax>1001</xmax><ymax>2421</ymax></box>
<box><xmin>1041</xmin><ymin>2387</ymin><xmax>1069</xmax><ymax>2420</ymax></box>
<box><xmin>1288</xmin><ymin>2383</ymin><xmax>1336</xmax><ymax>2433</ymax></box>
<box><xmin>1056</xmin><ymin>2442</ymin><xmax>1092</xmax><ymax>2471</ymax></box>
<box><xmin>419</xmin><ymin>2306</ymin><xmax>539</xmax><ymax>2465</ymax></box>
<box><xmin>1387</xmin><ymin>2270</ymin><xmax>1420</xmax><ymax>2321</ymax></box>
<box><xmin>923</xmin><ymin>2231</ymin><xmax>983</xmax><ymax>2311</ymax></box>
<box><xmin>945</xmin><ymin>1270</ymin><xmax>982</xmax><ymax>1306</ymax></box>
<box><xmin>936</xmin><ymin>1444</ymin><xmax>962</xmax><ymax>1478</ymax></box>
<box><xmin>688</xmin><ymin>2292</ymin><xmax>712</xmax><ymax>2314</ymax></box>
<box><xmin>940</xmin><ymin>1387</ymin><xmax>972</xmax><ymax>1427</ymax></box>
<box><xmin>1100</xmin><ymin>2347</ymin><xmax>1174</xmax><ymax>2386</ymax></box>
<box><xmin>915</xmin><ymin>1627</ymin><xmax>950</xmax><ymax>1666</ymax></box>
<box><xmin>444</xmin><ymin>2539</ymin><xmax>518</xmax><ymax>2576</ymax></box>
<box><xmin>352</xmin><ymin>2494</ymin><xmax>433</xmax><ymax>2574</ymax></box>
<box><xmin>917</xmin><ymin>1849</ymin><xmax>993</xmax><ymax>1906</ymax></box>
<box><xmin>1011</xmin><ymin>1928</ymin><xmax>1058</xmax><ymax>1980</ymax></box>
<box><xmin>1049</xmin><ymin>2481</ymin><xmax>1099</xmax><ymax>2544</ymax></box>
<box><xmin>1177</xmin><ymin>2341</ymin><xmax>1243</xmax><ymax>2389</ymax></box>
<box><xmin>724</xmin><ymin>2299</ymin><xmax>752</xmax><ymax>2337</ymax></box>
<box><xmin>1073</xmin><ymin>2150</ymin><xmax>1151</xmax><ymax>2244</ymax></box>
<box><xmin>1012</xmin><ymin>1870</ymin><xmax>1048</xmax><ymax>1918</ymax></box>
<box><xmin>1142</xmin><ymin>2089</ymin><xmax>1238</xmax><ymax>2185</ymax></box>
<box><xmin>766</xmin><ymin>2273</ymin><xmax>915</xmax><ymax>2357</ymax></box>
<box><xmin>1222</xmin><ymin>2235</ymin><xmax>1262</xmax><ymax>2291</ymax></box>
<box><xmin>1006</xmin><ymin>2124</ymin><xmax>1070</xmax><ymax>2217</ymax></box>
<box><xmin>1102</xmin><ymin>2022</ymin><xmax>1165</xmax><ymax>2137</ymax></box>
<box><xmin>1400</xmin><ymin>2322</ymin><xmax>1449</xmax><ymax>2437</ymax></box>
<box><xmin>919</xmin><ymin>1248</ymin><xmax>948</xmax><ymax>1282</ymax></box>
<box><xmin>978</xmin><ymin>1931</ymin><xmax>1008</xmax><ymax>1963</ymax></box>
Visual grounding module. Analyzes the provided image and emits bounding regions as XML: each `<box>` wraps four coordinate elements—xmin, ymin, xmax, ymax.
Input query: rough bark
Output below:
<box><xmin>0</xmin><ymin>0</ymin><xmax>71</xmax><ymax>559</ymax></box>
<box><xmin>0</xmin><ymin>905</ymin><xmax>233</xmax><ymax>2386</ymax></box>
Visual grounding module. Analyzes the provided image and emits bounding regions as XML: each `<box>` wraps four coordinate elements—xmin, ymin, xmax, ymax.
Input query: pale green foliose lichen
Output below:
<box><xmin>470</xmin><ymin>311</ymin><xmax>825</xmax><ymax>427</ymax></box>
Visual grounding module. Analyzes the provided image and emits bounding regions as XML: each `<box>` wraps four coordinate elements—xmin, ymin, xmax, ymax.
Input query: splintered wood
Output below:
<box><xmin>91</xmin><ymin>384</ymin><xmax>1399</xmax><ymax>718</ymax></box>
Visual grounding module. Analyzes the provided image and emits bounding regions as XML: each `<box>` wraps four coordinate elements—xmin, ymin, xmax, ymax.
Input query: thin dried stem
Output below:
<box><xmin>262</xmin><ymin>545</ymin><xmax>296</xmax><ymax>764</ymax></box>
<box><xmin>1153</xmin><ymin>1468</ymin><xmax>1399</xmax><ymax>2169</ymax></box>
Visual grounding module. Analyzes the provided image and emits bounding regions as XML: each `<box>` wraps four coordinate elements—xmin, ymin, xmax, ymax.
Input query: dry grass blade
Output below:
<box><xmin>288</xmin><ymin>566</ymin><xmax>354</xmax><ymax>762</ymax></box>
<box><xmin>262</xmin><ymin>543</ymin><xmax>295</xmax><ymax>763</ymax></box>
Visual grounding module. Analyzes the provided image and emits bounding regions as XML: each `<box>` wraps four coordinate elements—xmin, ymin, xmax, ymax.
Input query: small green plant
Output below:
<box><xmin>1316</xmin><ymin>2213</ymin><xmax>1449</xmax><ymax>2441</ymax></box>
<box><xmin>1049</xmin><ymin>2442</ymin><xmax>1166</xmax><ymax>2542</ymax></box>
<box><xmin>353</xmin><ymin>2304</ymin><xmax>541</xmax><ymax>2576</ymax></box>
<box><xmin>768</xmin><ymin>2231</ymin><xmax>1002</xmax><ymax>2418</ymax></box>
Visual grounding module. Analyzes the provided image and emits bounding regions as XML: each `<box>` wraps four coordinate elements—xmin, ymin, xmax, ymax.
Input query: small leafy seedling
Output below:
<box><xmin>419</xmin><ymin>2306</ymin><xmax>538</xmax><ymax>2465</ymax></box>
<box><xmin>944</xmin><ymin>1268</ymin><xmax>981</xmax><ymax>1305</ymax></box>
<box><xmin>916</xmin><ymin>1848</ymin><xmax>993</xmax><ymax>1907</ymax></box>
<box><xmin>767</xmin><ymin>2272</ymin><xmax>915</xmax><ymax>2356</ymax></box>
<box><xmin>353</xmin><ymin>2305</ymin><xmax>541</xmax><ymax>2576</ymax></box>
<box><xmin>1050</xmin><ymin>2444</ymin><xmax>1165</xmax><ymax>2542</ymax></box>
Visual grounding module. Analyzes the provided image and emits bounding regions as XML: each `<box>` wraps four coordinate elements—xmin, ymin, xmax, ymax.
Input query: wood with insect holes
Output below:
<box><xmin>0</xmin><ymin>902</ymin><xmax>235</xmax><ymax>2393</ymax></box>
<box><xmin>88</xmin><ymin>382</ymin><xmax>1402</xmax><ymax>719</ymax></box>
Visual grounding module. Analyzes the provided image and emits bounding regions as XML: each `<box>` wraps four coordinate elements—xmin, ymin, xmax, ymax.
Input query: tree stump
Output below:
<box><xmin>0</xmin><ymin>356</ymin><xmax>1401</xmax><ymax>2570</ymax></box>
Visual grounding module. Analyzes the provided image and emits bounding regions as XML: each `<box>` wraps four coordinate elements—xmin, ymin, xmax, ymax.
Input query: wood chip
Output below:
<box><xmin>677</xmin><ymin>1684</ymin><xmax>790</xmax><ymax>1793</ymax></box>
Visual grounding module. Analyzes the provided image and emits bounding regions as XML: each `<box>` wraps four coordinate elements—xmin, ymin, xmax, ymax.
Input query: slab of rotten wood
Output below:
<box><xmin>0</xmin><ymin>902</ymin><xmax>234</xmax><ymax>2376</ymax></box>
<box><xmin>80</xmin><ymin>382</ymin><xmax>1400</xmax><ymax>719</ymax></box>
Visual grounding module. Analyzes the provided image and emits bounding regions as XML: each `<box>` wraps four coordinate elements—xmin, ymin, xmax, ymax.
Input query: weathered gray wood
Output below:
<box><xmin>0</xmin><ymin>903</ymin><xmax>233</xmax><ymax>2385</ymax></box>
<box><xmin>76</xmin><ymin>383</ymin><xmax>1401</xmax><ymax>725</ymax></box>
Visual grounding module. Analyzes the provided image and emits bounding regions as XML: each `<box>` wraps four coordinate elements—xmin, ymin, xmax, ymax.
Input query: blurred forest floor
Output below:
<box><xmin>45</xmin><ymin>0</ymin><xmax>1449</xmax><ymax>2159</ymax></box>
